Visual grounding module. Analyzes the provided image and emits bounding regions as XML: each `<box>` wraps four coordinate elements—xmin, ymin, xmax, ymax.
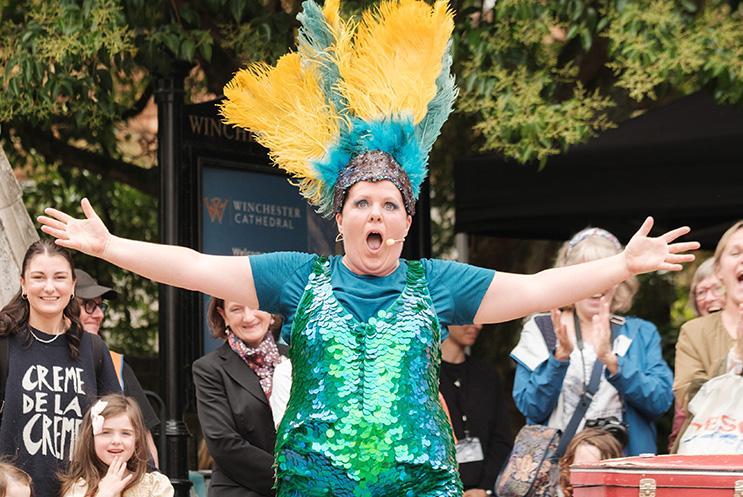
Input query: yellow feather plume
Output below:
<box><xmin>220</xmin><ymin>53</ymin><xmax>340</xmax><ymax>206</ymax></box>
<box><xmin>336</xmin><ymin>0</ymin><xmax>454</xmax><ymax>124</ymax></box>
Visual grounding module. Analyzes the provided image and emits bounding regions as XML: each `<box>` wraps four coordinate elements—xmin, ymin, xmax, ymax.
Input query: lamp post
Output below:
<box><xmin>155</xmin><ymin>69</ymin><xmax>192</xmax><ymax>497</ymax></box>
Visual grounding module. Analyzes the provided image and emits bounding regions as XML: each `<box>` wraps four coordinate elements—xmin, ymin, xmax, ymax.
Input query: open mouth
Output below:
<box><xmin>366</xmin><ymin>232</ymin><xmax>383</xmax><ymax>250</ymax></box>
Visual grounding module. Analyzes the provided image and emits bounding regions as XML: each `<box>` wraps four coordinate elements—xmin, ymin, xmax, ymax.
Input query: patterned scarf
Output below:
<box><xmin>227</xmin><ymin>329</ymin><xmax>282</xmax><ymax>398</ymax></box>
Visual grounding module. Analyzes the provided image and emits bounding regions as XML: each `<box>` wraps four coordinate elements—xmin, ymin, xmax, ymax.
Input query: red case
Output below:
<box><xmin>571</xmin><ymin>454</ymin><xmax>743</xmax><ymax>496</ymax></box>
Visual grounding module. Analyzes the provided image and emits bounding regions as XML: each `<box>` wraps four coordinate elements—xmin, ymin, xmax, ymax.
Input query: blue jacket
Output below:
<box><xmin>511</xmin><ymin>316</ymin><xmax>674</xmax><ymax>456</ymax></box>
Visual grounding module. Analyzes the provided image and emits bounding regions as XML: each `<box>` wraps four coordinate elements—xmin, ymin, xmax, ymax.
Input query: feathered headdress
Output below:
<box><xmin>220</xmin><ymin>0</ymin><xmax>456</xmax><ymax>217</ymax></box>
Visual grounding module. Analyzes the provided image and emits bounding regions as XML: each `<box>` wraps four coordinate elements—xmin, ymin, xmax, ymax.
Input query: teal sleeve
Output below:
<box><xmin>249</xmin><ymin>252</ymin><xmax>314</xmax><ymax>315</ymax></box>
<box><xmin>424</xmin><ymin>259</ymin><xmax>495</xmax><ymax>327</ymax></box>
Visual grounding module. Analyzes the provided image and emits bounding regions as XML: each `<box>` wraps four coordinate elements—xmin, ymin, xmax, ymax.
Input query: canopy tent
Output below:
<box><xmin>454</xmin><ymin>93</ymin><xmax>743</xmax><ymax>248</ymax></box>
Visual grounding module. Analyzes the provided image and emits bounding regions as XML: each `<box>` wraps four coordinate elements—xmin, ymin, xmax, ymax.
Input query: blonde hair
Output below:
<box><xmin>0</xmin><ymin>460</ymin><xmax>33</xmax><ymax>497</ymax></box>
<box><xmin>688</xmin><ymin>258</ymin><xmax>722</xmax><ymax>316</ymax></box>
<box><xmin>713</xmin><ymin>220</ymin><xmax>743</xmax><ymax>271</ymax></box>
<box><xmin>559</xmin><ymin>428</ymin><xmax>623</xmax><ymax>497</ymax></box>
<box><xmin>554</xmin><ymin>228</ymin><xmax>639</xmax><ymax>312</ymax></box>
<box><xmin>59</xmin><ymin>395</ymin><xmax>149</xmax><ymax>497</ymax></box>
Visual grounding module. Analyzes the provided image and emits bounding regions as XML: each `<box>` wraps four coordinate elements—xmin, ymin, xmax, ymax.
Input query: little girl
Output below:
<box><xmin>0</xmin><ymin>461</ymin><xmax>34</xmax><ymax>497</ymax></box>
<box><xmin>59</xmin><ymin>395</ymin><xmax>173</xmax><ymax>497</ymax></box>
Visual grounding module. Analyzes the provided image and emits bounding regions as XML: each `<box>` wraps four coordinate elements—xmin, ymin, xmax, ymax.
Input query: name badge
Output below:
<box><xmin>613</xmin><ymin>335</ymin><xmax>632</xmax><ymax>357</ymax></box>
<box><xmin>455</xmin><ymin>437</ymin><xmax>484</xmax><ymax>464</ymax></box>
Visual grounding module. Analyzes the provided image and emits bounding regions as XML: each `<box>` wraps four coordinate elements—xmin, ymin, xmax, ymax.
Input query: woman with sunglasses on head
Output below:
<box><xmin>672</xmin><ymin>221</ymin><xmax>743</xmax><ymax>453</ymax></box>
<box><xmin>511</xmin><ymin>228</ymin><xmax>674</xmax><ymax>457</ymax></box>
<box><xmin>0</xmin><ymin>240</ymin><xmax>121</xmax><ymax>497</ymax></box>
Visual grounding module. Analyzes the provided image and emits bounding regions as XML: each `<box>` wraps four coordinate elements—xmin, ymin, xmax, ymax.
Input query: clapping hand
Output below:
<box><xmin>38</xmin><ymin>198</ymin><xmax>110</xmax><ymax>257</ymax></box>
<box><xmin>591</xmin><ymin>297</ymin><xmax>618</xmax><ymax>375</ymax></box>
<box><xmin>96</xmin><ymin>456</ymin><xmax>133</xmax><ymax>497</ymax></box>
<box><xmin>552</xmin><ymin>308</ymin><xmax>573</xmax><ymax>361</ymax></box>
<box><xmin>623</xmin><ymin>217</ymin><xmax>699</xmax><ymax>275</ymax></box>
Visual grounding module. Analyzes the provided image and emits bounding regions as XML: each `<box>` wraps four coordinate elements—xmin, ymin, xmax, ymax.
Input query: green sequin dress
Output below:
<box><xmin>275</xmin><ymin>257</ymin><xmax>462</xmax><ymax>497</ymax></box>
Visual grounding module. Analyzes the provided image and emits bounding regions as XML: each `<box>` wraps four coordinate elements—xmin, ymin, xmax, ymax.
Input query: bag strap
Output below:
<box><xmin>555</xmin><ymin>354</ymin><xmax>603</xmax><ymax>457</ymax></box>
<box><xmin>555</xmin><ymin>314</ymin><xmax>620</xmax><ymax>457</ymax></box>
<box><xmin>91</xmin><ymin>333</ymin><xmax>106</xmax><ymax>390</ymax></box>
<box><xmin>533</xmin><ymin>314</ymin><xmax>556</xmax><ymax>352</ymax></box>
<box><xmin>534</xmin><ymin>313</ymin><xmax>623</xmax><ymax>457</ymax></box>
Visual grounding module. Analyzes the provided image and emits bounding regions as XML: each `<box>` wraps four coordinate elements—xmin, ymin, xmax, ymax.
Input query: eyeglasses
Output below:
<box><xmin>81</xmin><ymin>299</ymin><xmax>109</xmax><ymax>314</ymax></box>
<box><xmin>695</xmin><ymin>286</ymin><xmax>722</xmax><ymax>299</ymax></box>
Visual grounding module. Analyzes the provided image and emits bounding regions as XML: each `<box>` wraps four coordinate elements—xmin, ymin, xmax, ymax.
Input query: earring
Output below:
<box><xmin>21</xmin><ymin>293</ymin><xmax>27</xmax><ymax>300</ymax></box>
<box><xmin>335</xmin><ymin>232</ymin><xmax>344</xmax><ymax>242</ymax></box>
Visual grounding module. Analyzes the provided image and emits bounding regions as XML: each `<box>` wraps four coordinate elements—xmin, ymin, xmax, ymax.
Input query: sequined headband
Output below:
<box><xmin>567</xmin><ymin>228</ymin><xmax>622</xmax><ymax>255</ymax></box>
<box><xmin>332</xmin><ymin>151</ymin><xmax>416</xmax><ymax>215</ymax></box>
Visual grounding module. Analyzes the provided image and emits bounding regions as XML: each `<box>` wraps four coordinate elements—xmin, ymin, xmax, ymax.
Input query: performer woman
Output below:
<box><xmin>39</xmin><ymin>0</ymin><xmax>697</xmax><ymax>495</ymax></box>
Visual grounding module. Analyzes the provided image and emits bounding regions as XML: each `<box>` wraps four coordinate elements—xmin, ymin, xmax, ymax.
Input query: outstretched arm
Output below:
<box><xmin>474</xmin><ymin>217</ymin><xmax>698</xmax><ymax>324</ymax></box>
<box><xmin>39</xmin><ymin>199</ymin><xmax>258</xmax><ymax>307</ymax></box>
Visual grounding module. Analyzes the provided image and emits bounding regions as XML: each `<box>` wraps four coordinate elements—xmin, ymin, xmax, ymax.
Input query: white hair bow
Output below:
<box><xmin>91</xmin><ymin>400</ymin><xmax>108</xmax><ymax>435</ymax></box>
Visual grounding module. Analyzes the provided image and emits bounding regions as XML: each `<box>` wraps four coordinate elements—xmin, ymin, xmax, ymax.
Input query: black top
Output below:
<box><xmin>0</xmin><ymin>329</ymin><xmax>121</xmax><ymax>497</ymax></box>
<box><xmin>440</xmin><ymin>357</ymin><xmax>513</xmax><ymax>491</ymax></box>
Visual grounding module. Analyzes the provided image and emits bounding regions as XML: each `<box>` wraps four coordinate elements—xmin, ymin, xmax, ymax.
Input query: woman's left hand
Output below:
<box><xmin>591</xmin><ymin>297</ymin><xmax>618</xmax><ymax>375</ymax></box>
<box><xmin>623</xmin><ymin>217</ymin><xmax>699</xmax><ymax>275</ymax></box>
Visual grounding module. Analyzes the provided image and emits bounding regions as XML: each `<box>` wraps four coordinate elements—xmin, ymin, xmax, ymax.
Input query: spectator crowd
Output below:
<box><xmin>1</xmin><ymin>220</ymin><xmax>741</xmax><ymax>496</ymax></box>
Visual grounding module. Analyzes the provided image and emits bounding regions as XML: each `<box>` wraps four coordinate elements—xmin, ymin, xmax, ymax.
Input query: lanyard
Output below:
<box><xmin>573</xmin><ymin>312</ymin><xmax>589</xmax><ymax>393</ymax></box>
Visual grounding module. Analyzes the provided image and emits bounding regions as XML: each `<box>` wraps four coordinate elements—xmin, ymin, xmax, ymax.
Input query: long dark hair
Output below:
<box><xmin>0</xmin><ymin>239</ymin><xmax>83</xmax><ymax>359</ymax></box>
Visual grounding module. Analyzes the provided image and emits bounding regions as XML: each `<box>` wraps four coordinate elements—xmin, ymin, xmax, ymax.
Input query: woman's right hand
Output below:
<box><xmin>552</xmin><ymin>308</ymin><xmax>573</xmax><ymax>361</ymax></box>
<box><xmin>38</xmin><ymin>198</ymin><xmax>110</xmax><ymax>257</ymax></box>
<box><xmin>96</xmin><ymin>456</ymin><xmax>133</xmax><ymax>497</ymax></box>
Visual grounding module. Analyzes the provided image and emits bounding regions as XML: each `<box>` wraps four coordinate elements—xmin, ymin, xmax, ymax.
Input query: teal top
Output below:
<box><xmin>274</xmin><ymin>257</ymin><xmax>463</xmax><ymax>496</ymax></box>
<box><xmin>249</xmin><ymin>252</ymin><xmax>495</xmax><ymax>343</ymax></box>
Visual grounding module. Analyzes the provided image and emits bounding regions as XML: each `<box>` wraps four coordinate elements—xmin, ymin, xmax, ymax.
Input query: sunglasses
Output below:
<box><xmin>81</xmin><ymin>299</ymin><xmax>109</xmax><ymax>314</ymax></box>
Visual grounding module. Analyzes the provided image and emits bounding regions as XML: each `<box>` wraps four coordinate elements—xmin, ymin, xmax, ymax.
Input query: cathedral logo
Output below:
<box><xmin>204</xmin><ymin>197</ymin><xmax>229</xmax><ymax>223</ymax></box>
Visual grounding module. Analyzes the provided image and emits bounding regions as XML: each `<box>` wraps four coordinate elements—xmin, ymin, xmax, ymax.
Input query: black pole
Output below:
<box><xmin>156</xmin><ymin>73</ymin><xmax>192</xmax><ymax>496</ymax></box>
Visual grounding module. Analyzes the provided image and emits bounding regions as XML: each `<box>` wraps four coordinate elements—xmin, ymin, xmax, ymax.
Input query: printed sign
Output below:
<box><xmin>200</xmin><ymin>160</ymin><xmax>336</xmax><ymax>352</ymax></box>
<box><xmin>21</xmin><ymin>364</ymin><xmax>85</xmax><ymax>460</ymax></box>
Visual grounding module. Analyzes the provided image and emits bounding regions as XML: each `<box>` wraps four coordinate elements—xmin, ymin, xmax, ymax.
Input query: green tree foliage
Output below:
<box><xmin>2</xmin><ymin>0</ymin><xmax>742</xmax><ymax>352</ymax></box>
<box><xmin>1</xmin><ymin>0</ymin><xmax>299</xmax><ymax>355</ymax></box>
<box><xmin>19</xmin><ymin>153</ymin><xmax>159</xmax><ymax>357</ymax></box>
<box><xmin>455</xmin><ymin>0</ymin><xmax>743</xmax><ymax>164</ymax></box>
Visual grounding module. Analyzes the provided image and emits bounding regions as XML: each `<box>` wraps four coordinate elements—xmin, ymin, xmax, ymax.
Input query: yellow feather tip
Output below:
<box><xmin>323</xmin><ymin>0</ymin><xmax>340</xmax><ymax>30</ymax></box>
<box><xmin>337</xmin><ymin>0</ymin><xmax>454</xmax><ymax>124</ymax></box>
<box><xmin>221</xmin><ymin>53</ymin><xmax>340</xmax><ymax>190</ymax></box>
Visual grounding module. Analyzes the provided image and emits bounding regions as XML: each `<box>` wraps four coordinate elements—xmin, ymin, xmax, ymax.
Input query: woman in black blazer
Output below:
<box><xmin>193</xmin><ymin>298</ymin><xmax>286</xmax><ymax>497</ymax></box>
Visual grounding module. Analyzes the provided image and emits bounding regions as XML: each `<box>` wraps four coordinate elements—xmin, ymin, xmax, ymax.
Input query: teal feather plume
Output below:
<box><xmin>414</xmin><ymin>41</ymin><xmax>457</xmax><ymax>157</ymax></box>
<box><xmin>297</xmin><ymin>0</ymin><xmax>348</xmax><ymax>116</ymax></box>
